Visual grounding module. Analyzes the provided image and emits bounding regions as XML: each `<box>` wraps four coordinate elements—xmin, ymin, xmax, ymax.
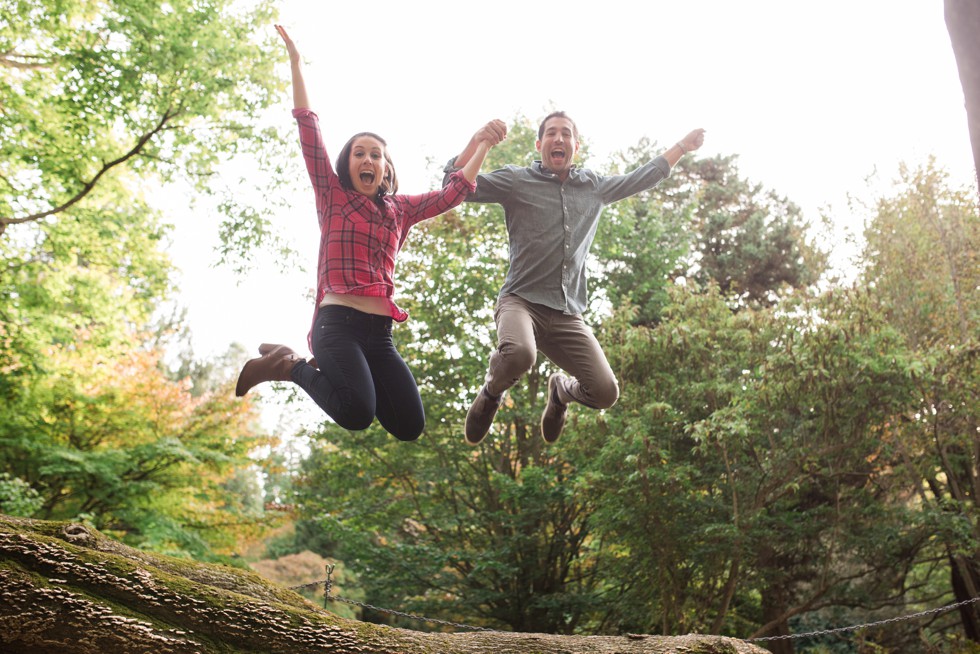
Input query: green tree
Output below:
<box><xmin>575</xmin><ymin>285</ymin><xmax>927</xmax><ymax>651</ymax></box>
<box><xmin>588</xmin><ymin>138</ymin><xmax>691</xmax><ymax>325</ymax></box>
<box><xmin>861</xmin><ymin>160</ymin><xmax>980</xmax><ymax>643</ymax></box>
<box><xmin>292</xmin><ymin>118</ymin><xmax>605</xmax><ymax>633</ymax></box>
<box><xmin>682</xmin><ymin>155</ymin><xmax>825</xmax><ymax>306</ymax></box>
<box><xmin>0</xmin><ymin>472</ymin><xmax>43</xmax><ymax>516</ymax></box>
<box><xmin>0</xmin><ymin>58</ymin><xmax>279</xmax><ymax>559</ymax></box>
<box><xmin>0</xmin><ymin>0</ymin><xmax>290</xmax><ymax>267</ymax></box>
<box><xmin>287</xmin><ymin>115</ymin><xmax>838</xmax><ymax>638</ymax></box>
<box><xmin>0</xmin><ymin>321</ymin><xmax>277</xmax><ymax>559</ymax></box>
<box><xmin>593</xmin><ymin>147</ymin><xmax>826</xmax><ymax>325</ymax></box>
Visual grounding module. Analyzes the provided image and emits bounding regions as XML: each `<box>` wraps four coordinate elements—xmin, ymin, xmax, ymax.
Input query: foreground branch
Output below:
<box><xmin>0</xmin><ymin>515</ymin><xmax>766</xmax><ymax>654</ymax></box>
<box><xmin>0</xmin><ymin>106</ymin><xmax>180</xmax><ymax>233</ymax></box>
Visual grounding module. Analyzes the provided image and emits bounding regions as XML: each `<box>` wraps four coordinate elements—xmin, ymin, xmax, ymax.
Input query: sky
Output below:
<box><xmin>160</xmin><ymin>0</ymin><xmax>977</xmax><ymax>427</ymax></box>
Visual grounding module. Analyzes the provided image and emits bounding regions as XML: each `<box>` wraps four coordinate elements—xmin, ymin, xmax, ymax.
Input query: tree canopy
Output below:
<box><xmin>0</xmin><ymin>0</ymin><xmax>286</xmax><ymax>561</ymax></box>
<box><xmin>0</xmin><ymin>0</ymin><xmax>290</xmax><ymax>266</ymax></box>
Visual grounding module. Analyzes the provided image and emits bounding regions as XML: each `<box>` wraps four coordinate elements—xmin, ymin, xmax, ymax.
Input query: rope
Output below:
<box><xmin>290</xmin><ymin>566</ymin><xmax>980</xmax><ymax>641</ymax></box>
<box><xmin>747</xmin><ymin>596</ymin><xmax>980</xmax><ymax>642</ymax></box>
<box><xmin>290</xmin><ymin>564</ymin><xmax>496</xmax><ymax>632</ymax></box>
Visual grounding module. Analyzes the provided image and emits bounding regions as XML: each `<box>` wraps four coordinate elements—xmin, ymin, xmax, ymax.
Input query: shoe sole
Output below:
<box><xmin>235</xmin><ymin>359</ymin><xmax>256</xmax><ymax>397</ymax></box>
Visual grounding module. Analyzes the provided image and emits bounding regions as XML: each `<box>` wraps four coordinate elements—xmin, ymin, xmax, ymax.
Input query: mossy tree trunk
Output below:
<box><xmin>0</xmin><ymin>516</ymin><xmax>768</xmax><ymax>654</ymax></box>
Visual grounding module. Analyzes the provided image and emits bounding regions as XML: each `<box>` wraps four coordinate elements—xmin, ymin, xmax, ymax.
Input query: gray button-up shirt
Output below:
<box><xmin>444</xmin><ymin>156</ymin><xmax>672</xmax><ymax>315</ymax></box>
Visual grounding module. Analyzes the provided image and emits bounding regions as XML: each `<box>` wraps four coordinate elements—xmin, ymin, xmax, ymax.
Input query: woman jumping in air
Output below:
<box><xmin>235</xmin><ymin>25</ymin><xmax>505</xmax><ymax>441</ymax></box>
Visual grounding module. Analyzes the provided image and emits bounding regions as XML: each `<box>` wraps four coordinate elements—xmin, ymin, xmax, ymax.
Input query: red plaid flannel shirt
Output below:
<box><xmin>293</xmin><ymin>109</ymin><xmax>475</xmax><ymax>337</ymax></box>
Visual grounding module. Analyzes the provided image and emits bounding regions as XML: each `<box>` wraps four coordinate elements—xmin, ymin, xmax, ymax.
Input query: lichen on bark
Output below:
<box><xmin>0</xmin><ymin>515</ymin><xmax>768</xmax><ymax>654</ymax></box>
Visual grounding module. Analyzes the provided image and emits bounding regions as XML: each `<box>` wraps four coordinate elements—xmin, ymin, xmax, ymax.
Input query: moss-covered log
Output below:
<box><xmin>0</xmin><ymin>516</ymin><xmax>768</xmax><ymax>653</ymax></box>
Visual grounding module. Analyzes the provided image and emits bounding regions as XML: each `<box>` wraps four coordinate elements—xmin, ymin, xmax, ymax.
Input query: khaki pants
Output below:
<box><xmin>484</xmin><ymin>294</ymin><xmax>619</xmax><ymax>409</ymax></box>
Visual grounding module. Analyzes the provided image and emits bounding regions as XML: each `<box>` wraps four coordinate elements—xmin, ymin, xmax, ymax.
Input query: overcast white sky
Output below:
<box><xmin>266</xmin><ymin>0</ymin><xmax>975</xmax><ymax>207</ymax></box>
<box><xmin>161</xmin><ymin>1</ymin><xmax>976</xmax><ymax>424</ymax></box>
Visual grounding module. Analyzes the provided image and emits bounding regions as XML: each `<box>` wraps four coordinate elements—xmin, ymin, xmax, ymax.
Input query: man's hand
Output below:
<box><xmin>678</xmin><ymin>128</ymin><xmax>706</xmax><ymax>153</ymax></box>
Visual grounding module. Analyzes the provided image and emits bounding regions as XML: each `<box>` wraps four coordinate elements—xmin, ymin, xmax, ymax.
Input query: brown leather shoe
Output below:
<box><xmin>540</xmin><ymin>373</ymin><xmax>569</xmax><ymax>444</ymax></box>
<box><xmin>235</xmin><ymin>344</ymin><xmax>303</xmax><ymax>397</ymax></box>
<box><xmin>261</xmin><ymin>343</ymin><xmax>316</xmax><ymax>370</ymax></box>
<box><xmin>464</xmin><ymin>385</ymin><xmax>501</xmax><ymax>446</ymax></box>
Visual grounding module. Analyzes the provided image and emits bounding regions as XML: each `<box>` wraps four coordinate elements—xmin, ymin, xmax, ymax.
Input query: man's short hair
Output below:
<box><xmin>537</xmin><ymin>111</ymin><xmax>579</xmax><ymax>141</ymax></box>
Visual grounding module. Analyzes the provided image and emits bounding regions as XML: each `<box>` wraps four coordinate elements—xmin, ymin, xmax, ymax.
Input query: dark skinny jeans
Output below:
<box><xmin>291</xmin><ymin>305</ymin><xmax>424</xmax><ymax>441</ymax></box>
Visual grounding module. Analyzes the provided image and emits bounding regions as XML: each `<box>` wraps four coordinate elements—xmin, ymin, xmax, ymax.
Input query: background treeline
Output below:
<box><xmin>2</xmin><ymin>2</ymin><xmax>979</xmax><ymax>654</ymax></box>
<box><xmin>282</xmin><ymin>130</ymin><xmax>978</xmax><ymax>654</ymax></box>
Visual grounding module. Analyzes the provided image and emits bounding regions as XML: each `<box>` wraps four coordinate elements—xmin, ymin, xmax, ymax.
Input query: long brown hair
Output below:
<box><xmin>336</xmin><ymin>132</ymin><xmax>399</xmax><ymax>210</ymax></box>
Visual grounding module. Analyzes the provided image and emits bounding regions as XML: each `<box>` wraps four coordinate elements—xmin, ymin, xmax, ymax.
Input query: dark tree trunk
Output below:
<box><xmin>950</xmin><ymin>553</ymin><xmax>980</xmax><ymax>642</ymax></box>
<box><xmin>758</xmin><ymin>586</ymin><xmax>794</xmax><ymax>654</ymax></box>
<box><xmin>0</xmin><ymin>516</ymin><xmax>767</xmax><ymax>654</ymax></box>
<box><xmin>945</xmin><ymin>0</ymin><xmax>980</xmax><ymax>192</ymax></box>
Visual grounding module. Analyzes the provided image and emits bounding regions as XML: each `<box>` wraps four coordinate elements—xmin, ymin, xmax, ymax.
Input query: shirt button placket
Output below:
<box><xmin>560</xmin><ymin>192</ymin><xmax>570</xmax><ymax>304</ymax></box>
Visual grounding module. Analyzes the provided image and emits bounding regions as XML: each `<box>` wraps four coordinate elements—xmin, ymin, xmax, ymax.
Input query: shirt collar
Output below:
<box><xmin>533</xmin><ymin>160</ymin><xmax>578</xmax><ymax>178</ymax></box>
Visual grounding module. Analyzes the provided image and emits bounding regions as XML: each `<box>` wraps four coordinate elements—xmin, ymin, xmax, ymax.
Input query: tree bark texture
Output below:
<box><xmin>945</xmin><ymin>0</ymin><xmax>980</xmax><ymax>192</ymax></box>
<box><xmin>0</xmin><ymin>516</ymin><xmax>768</xmax><ymax>654</ymax></box>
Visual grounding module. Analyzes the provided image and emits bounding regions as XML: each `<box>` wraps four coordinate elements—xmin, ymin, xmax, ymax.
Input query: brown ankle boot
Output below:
<box><xmin>540</xmin><ymin>373</ymin><xmax>570</xmax><ymax>444</ymax></box>
<box><xmin>235</xmin><ymin>344</ymin><xmax>303</xmax><ymax>397</ymax></box>
<box><xmin>464</xmin><ymin>385</ymin><xmax>502</xmax><ymax>446</ymax></box>
<box><xmin>262</xmin><ymin>343</ymin><xmax>318</xmax><ymax>368</ymax></box>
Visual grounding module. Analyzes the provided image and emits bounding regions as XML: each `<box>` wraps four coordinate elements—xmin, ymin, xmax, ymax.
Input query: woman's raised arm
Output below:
<box><xmin>275</xmin><ymin>25</ymin><xmax>309</xmax><ymax>110</ymax></box>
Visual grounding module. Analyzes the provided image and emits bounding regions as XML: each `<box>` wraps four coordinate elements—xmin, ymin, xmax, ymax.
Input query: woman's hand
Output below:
<box><xmin>275</xmin><ymin>24</ymin><xmax>301</xmax><ymax>66</ymax></box>
<box><xmin>275</xmin><ymin>24</ymin><xmax>309</xmax><ymax>110</ymax></box>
